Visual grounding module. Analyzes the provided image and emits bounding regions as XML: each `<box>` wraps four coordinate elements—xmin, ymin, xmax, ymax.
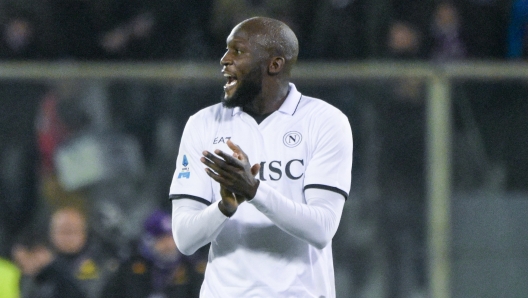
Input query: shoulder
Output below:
<box><xmin>181</xmin><ymin>103</ymin><xmax>230</xmax><ymax>138</ymax></box>
<box><xmin>296</xmin><ymin>94</ymin><xmax>349</xmax><ymax>123</ymax></box>
<box><xmin>188</xmin><ymin>103</ymin><xmax>232</xmax><ymax>124</ymax></box>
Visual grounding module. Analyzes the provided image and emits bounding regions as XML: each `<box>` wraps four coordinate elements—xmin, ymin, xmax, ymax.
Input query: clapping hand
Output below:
<box><xmin>201</xmin><ymin>140</ymin><xmax>260</xmax><ymax>216</ymax></box>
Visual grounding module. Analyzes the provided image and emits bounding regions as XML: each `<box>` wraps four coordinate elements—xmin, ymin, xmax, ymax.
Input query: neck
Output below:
<box><xmin>244</xmin><ymin>81</ymin><xmax>289</xmax><ymax>115</ymax></box>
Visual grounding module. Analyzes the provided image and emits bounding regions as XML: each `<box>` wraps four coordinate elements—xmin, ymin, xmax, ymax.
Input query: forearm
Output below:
<box><xmin>248</xmin><ymin>184</ymin><xmax>345</xmax><ymax>249</ymax></box>
<box><xmin>171</xmin><ymin>199</ymin><xmax>228</xmax><ymax>255</ymax></box>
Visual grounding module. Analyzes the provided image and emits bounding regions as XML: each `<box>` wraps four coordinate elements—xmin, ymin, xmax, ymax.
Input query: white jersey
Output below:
<box><xmin>169</xmin><ymin>83</ymin><xmax>353</xmax><ymax>297</ymax></box>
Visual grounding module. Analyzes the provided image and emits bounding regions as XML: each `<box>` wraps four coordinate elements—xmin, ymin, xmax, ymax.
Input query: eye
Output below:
<box><xmin>235</xmin><ymin>49</ymin><xmax>242</xmax><ymax>55</ymax></box>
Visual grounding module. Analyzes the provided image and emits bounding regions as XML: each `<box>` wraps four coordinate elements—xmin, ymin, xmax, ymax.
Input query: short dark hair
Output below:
<box><xmin>239</xmin><ymin>17</ymin><xmax>299</xmax><ymax>67</ymax></box>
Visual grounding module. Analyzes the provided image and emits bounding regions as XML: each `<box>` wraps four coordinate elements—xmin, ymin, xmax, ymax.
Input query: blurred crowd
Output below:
<box><xmin>0</xmin><ymin>76</ymin><xmax>210</xmax><ymax>296</ymax></box>
<box><xmin>4</xmin><ymin>207</ymin><xmax>207</xmax><ymax>298</ymax></box>
<box><xmin>0</xmin><ymin>0</ymin><xmax>526</xmax><ymax>61</ymax></box>
<box><xmin>1</xmin><ymin>0</ymin><xmax>528</xmax><ymax>298</ymax></box>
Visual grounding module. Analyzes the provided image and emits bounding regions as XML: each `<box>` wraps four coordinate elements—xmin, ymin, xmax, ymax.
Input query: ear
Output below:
<box><xmin>267</xmin><ymin>56</ymin><xmax>285</xmax><ymax>75</ymax></box>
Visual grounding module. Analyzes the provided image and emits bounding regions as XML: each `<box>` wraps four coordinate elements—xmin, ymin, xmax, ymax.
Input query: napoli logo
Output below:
<box><xmin>283</xmin><ymin>131</ymin><xmax>302</xmax><ymax>148</ymax></box>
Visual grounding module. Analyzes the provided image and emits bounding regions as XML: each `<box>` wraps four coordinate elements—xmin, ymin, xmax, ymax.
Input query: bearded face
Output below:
<box><xmin>221</xmin><ymin>64</ymin><xmax>263</xmax><ymax>109</ymax></box>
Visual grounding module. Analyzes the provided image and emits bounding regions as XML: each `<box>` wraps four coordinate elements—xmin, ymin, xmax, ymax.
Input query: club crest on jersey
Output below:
<box><xmin>213</xmin><ymin>136</ymin><xmax>231</xmax><ymax>144</ymax></box>
<box><xmin>177</xmin><ymin>155</ymin><xmax>190</xmax><ymax>179</ymax></box>
<box><xmin>283</xmin><ymin>131</ymin><xmax>302</xmax><ymax>148</ymax></box>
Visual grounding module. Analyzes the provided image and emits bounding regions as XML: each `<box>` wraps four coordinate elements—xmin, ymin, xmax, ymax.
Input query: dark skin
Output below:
<box><xmin>201</xmin><ymin>18</ymin><xmax>296</xmax><ymax>216</ymax></box>
<box><xmin>202</xmin><ymin>140</ymin><xmax>259</xmax><ymax>216</ymax></box>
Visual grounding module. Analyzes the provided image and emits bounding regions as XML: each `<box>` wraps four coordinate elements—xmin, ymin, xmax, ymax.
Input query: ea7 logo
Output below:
<box><xmin>213</xmin><ymin>136</ymin><xmax>231</xmax><ymax>144</ymax></box>
<box><xmin>283</xmin><ymin>131</ymin><xmax>302</xmax><ymax>148</ymax></box>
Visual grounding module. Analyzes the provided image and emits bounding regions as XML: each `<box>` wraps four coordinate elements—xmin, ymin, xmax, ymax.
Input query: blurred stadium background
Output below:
<box><xmin>1</xmin><ymin>1</ymin><xmax>528</xmax><ymax>297</ymax></box>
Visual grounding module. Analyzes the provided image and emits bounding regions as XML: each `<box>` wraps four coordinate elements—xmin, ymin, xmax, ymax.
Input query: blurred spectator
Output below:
<box><xmin>99</xmin><ymin>11</ymin><xmax>156</xmax><ymax>60</ymax></box>
<box><xmin>427</xmin><ymin>2</ymin><xmax>496</xmax><ymax>191</ymax></box>
<box><xmin>33</xmin><ymin>77</ymin><xmax>158</xmax><ymax>249</ymax></box>
<box><xmin>101</xmin><ymin>210</ymin><xmax>205</xmax><ymax>298</ymax></box>
<box><xmin>97</xmin><ymin>0</ymin><xmax>214</xmax><ymax>60</ymax></box>
<box><xmin>35</xmin><ymin>88</ymin><xmax>92</xmax><ymax>212</ymax></box>
<box><xmin>11</xmin><ymin>225</ymin><xmax>86</xmax><ymax>298</ymax></box>
<box><xmin>386</xmin><ymin>20</ymin><xmax>425</xmax><ymax>60</ymax></box>
<box><xmin>507</xmin><ymin>0</ymin><xmax>528</xmax><ymax>59</ymax></box>
<box><xmin>50</xmin><ymin>207</ymin><xmax>120</xmax><ymax>298</ymax></box>
<box><xmin>0</xmin><ymin>11</ymin><xmax>39</xmax><ymax>59</ymax></box>
<box><xmin>0</xmin><ymin>2</ymin><xmax>57</xmax><ymax>60</ymax></box>
<box><xmin>51</xmin><ymin>112</ymin><xmax>149</xmax><ymax>243</ymax></box>
<box><xmin>96</xmin><ymin>0</ymin><xmax>156</xmax><ymax>60</ymax></box>
<box><xmin>385</xmin><ymin>20</ymin><xmax>426</xmax><ymax>101</ymax></box>
<box><xmin>377</xmin><ymin>18</ymin><xmax>428</xmax><ymax>298</ymax></box>
<box><xmin>34</xmin><ymin>79</ymin><xmax>150</xmax><ymax>243</ymax></box>
<box><xmin>0</xmin><ymin>257</ymin><xmax>20</xmax><ymax>298</ymax></box>
<box><xmin>428</xmin><ymin>2</ymin><xmax>467</xmax><ymax>61</ymax></box>
<box><xmin>34</xmin><ymin>80</ymin><xmax>152</xmax><ymax>254</ymax></box>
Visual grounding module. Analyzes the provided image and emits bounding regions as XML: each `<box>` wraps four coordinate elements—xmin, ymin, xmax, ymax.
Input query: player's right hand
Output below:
<box><xmin>216</xmin><ymin>147</ymin><xmax>259</xmax><ymax>217</ymax></box>
<box><xmin>218</xmin><ymin>185</ymin><xmax>240</xmax><ymax>217</ymax></box>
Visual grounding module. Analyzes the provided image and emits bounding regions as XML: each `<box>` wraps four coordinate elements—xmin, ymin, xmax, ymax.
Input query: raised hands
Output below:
<box><xmin>201</xmin><ymin>140</ymin><xmax>260</xmax><ymax>216</ymax></box>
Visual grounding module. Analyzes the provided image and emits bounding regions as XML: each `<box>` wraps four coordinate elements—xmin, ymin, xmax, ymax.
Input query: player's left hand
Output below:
<box><xmin>201</xmin><ymin>139</ymin><xmax>260</xmax><ymax>199</ymax></box>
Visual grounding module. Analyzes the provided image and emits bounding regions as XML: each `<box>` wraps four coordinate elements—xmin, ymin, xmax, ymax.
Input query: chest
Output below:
<box><xmin>207</xmin><ymin>113</ymin><xmax>312</xmax><ymax>181</ymax></box>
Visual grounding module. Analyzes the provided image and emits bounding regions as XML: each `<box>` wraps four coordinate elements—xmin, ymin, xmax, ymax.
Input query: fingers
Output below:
<box><xmin>201</xmin><ymin>152</ymin><xmax>235</xmax><ymax>181</ymax></box>
<box><xmin>250</xmin><ymin>163</ymin><xmax>260</xmax><ymax>176</ymax></box>
<box><xmin>212</xmin><ymin>149</ymin><xmax>242</xmax><ymax>167</ymax></box>
<box><xmin>227</xmin><ymin>139</ymin><xmax>249</xmax><ymax>161</ymax></box>
<box><xmin>202</xmin><ymin>150</ymin><xmax>238</xmax><ymax>169</ymax></box>
<box><xmin>201</xmin><ymin>151</ymin><xmax>241</xmax><ymax>189</ymax></box>
<box><xmin>202</xmin><ymin>141</ymin><xmax>258</xmax><ymax>199</ymax></box>
<box><xmin>206</xmin><ymin>167</ymin><xmax>240</xmax><ymax>197</ymax></box>
<box><xmin>210</xmin><ymin>139</ymin><xmax>247</xmax><ymax>165</ymax></box>
<box><xmin>204</xmin><ymin>166</ymin><xmax>229</xmax><ymax>186</ymax></box>
<box><xmin>226</xmin><ymin>139</ymin><xmax>239</xmax><ymax>152</ymax></box>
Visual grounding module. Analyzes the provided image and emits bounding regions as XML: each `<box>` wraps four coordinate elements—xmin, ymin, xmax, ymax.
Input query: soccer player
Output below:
<box><xmin>169</xmin><ymin>16</ymin><xmax>353</xmax><ymax>297</ymax></box>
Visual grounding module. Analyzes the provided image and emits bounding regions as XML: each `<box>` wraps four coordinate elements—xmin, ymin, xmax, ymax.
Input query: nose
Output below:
<box><xmin>220</xmin><ymin>51</ymin><xmax>231</xmax><ymax>66</ymax></box>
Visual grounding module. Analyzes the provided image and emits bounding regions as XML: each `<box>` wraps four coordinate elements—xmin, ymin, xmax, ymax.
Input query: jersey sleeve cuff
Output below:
<box><xmin>169</xmin><ymin>194</ymin><xmax>212</xmax><ymax>205</ymax></box>
<box><xmin>211</xmin><ymin>200</ymin><xmax>232</xmax><ymax>220</ymax></box>
<box><xmin>248</xmin><ymin>182</ymin><xmax>273</xmax><ymax>207</ymax></box>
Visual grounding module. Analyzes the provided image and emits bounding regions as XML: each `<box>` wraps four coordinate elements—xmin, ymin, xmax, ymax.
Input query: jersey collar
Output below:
<box><xmin>232</xmin><ymin>83</ymin><xmax>302</xmax><ymax>117</ymax></box>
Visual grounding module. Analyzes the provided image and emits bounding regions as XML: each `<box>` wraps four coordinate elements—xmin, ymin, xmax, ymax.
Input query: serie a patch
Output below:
<box><xmin>178</xmin><ymin>155</ymin><xmax>190</xmax><ymax>179</ymax></box>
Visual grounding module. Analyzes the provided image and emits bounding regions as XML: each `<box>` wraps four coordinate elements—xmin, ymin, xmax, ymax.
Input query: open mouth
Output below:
<box><xmin>223</xmin><ymin>73</ymin><xmax>238</xmax><ymax>92</ymax></box>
